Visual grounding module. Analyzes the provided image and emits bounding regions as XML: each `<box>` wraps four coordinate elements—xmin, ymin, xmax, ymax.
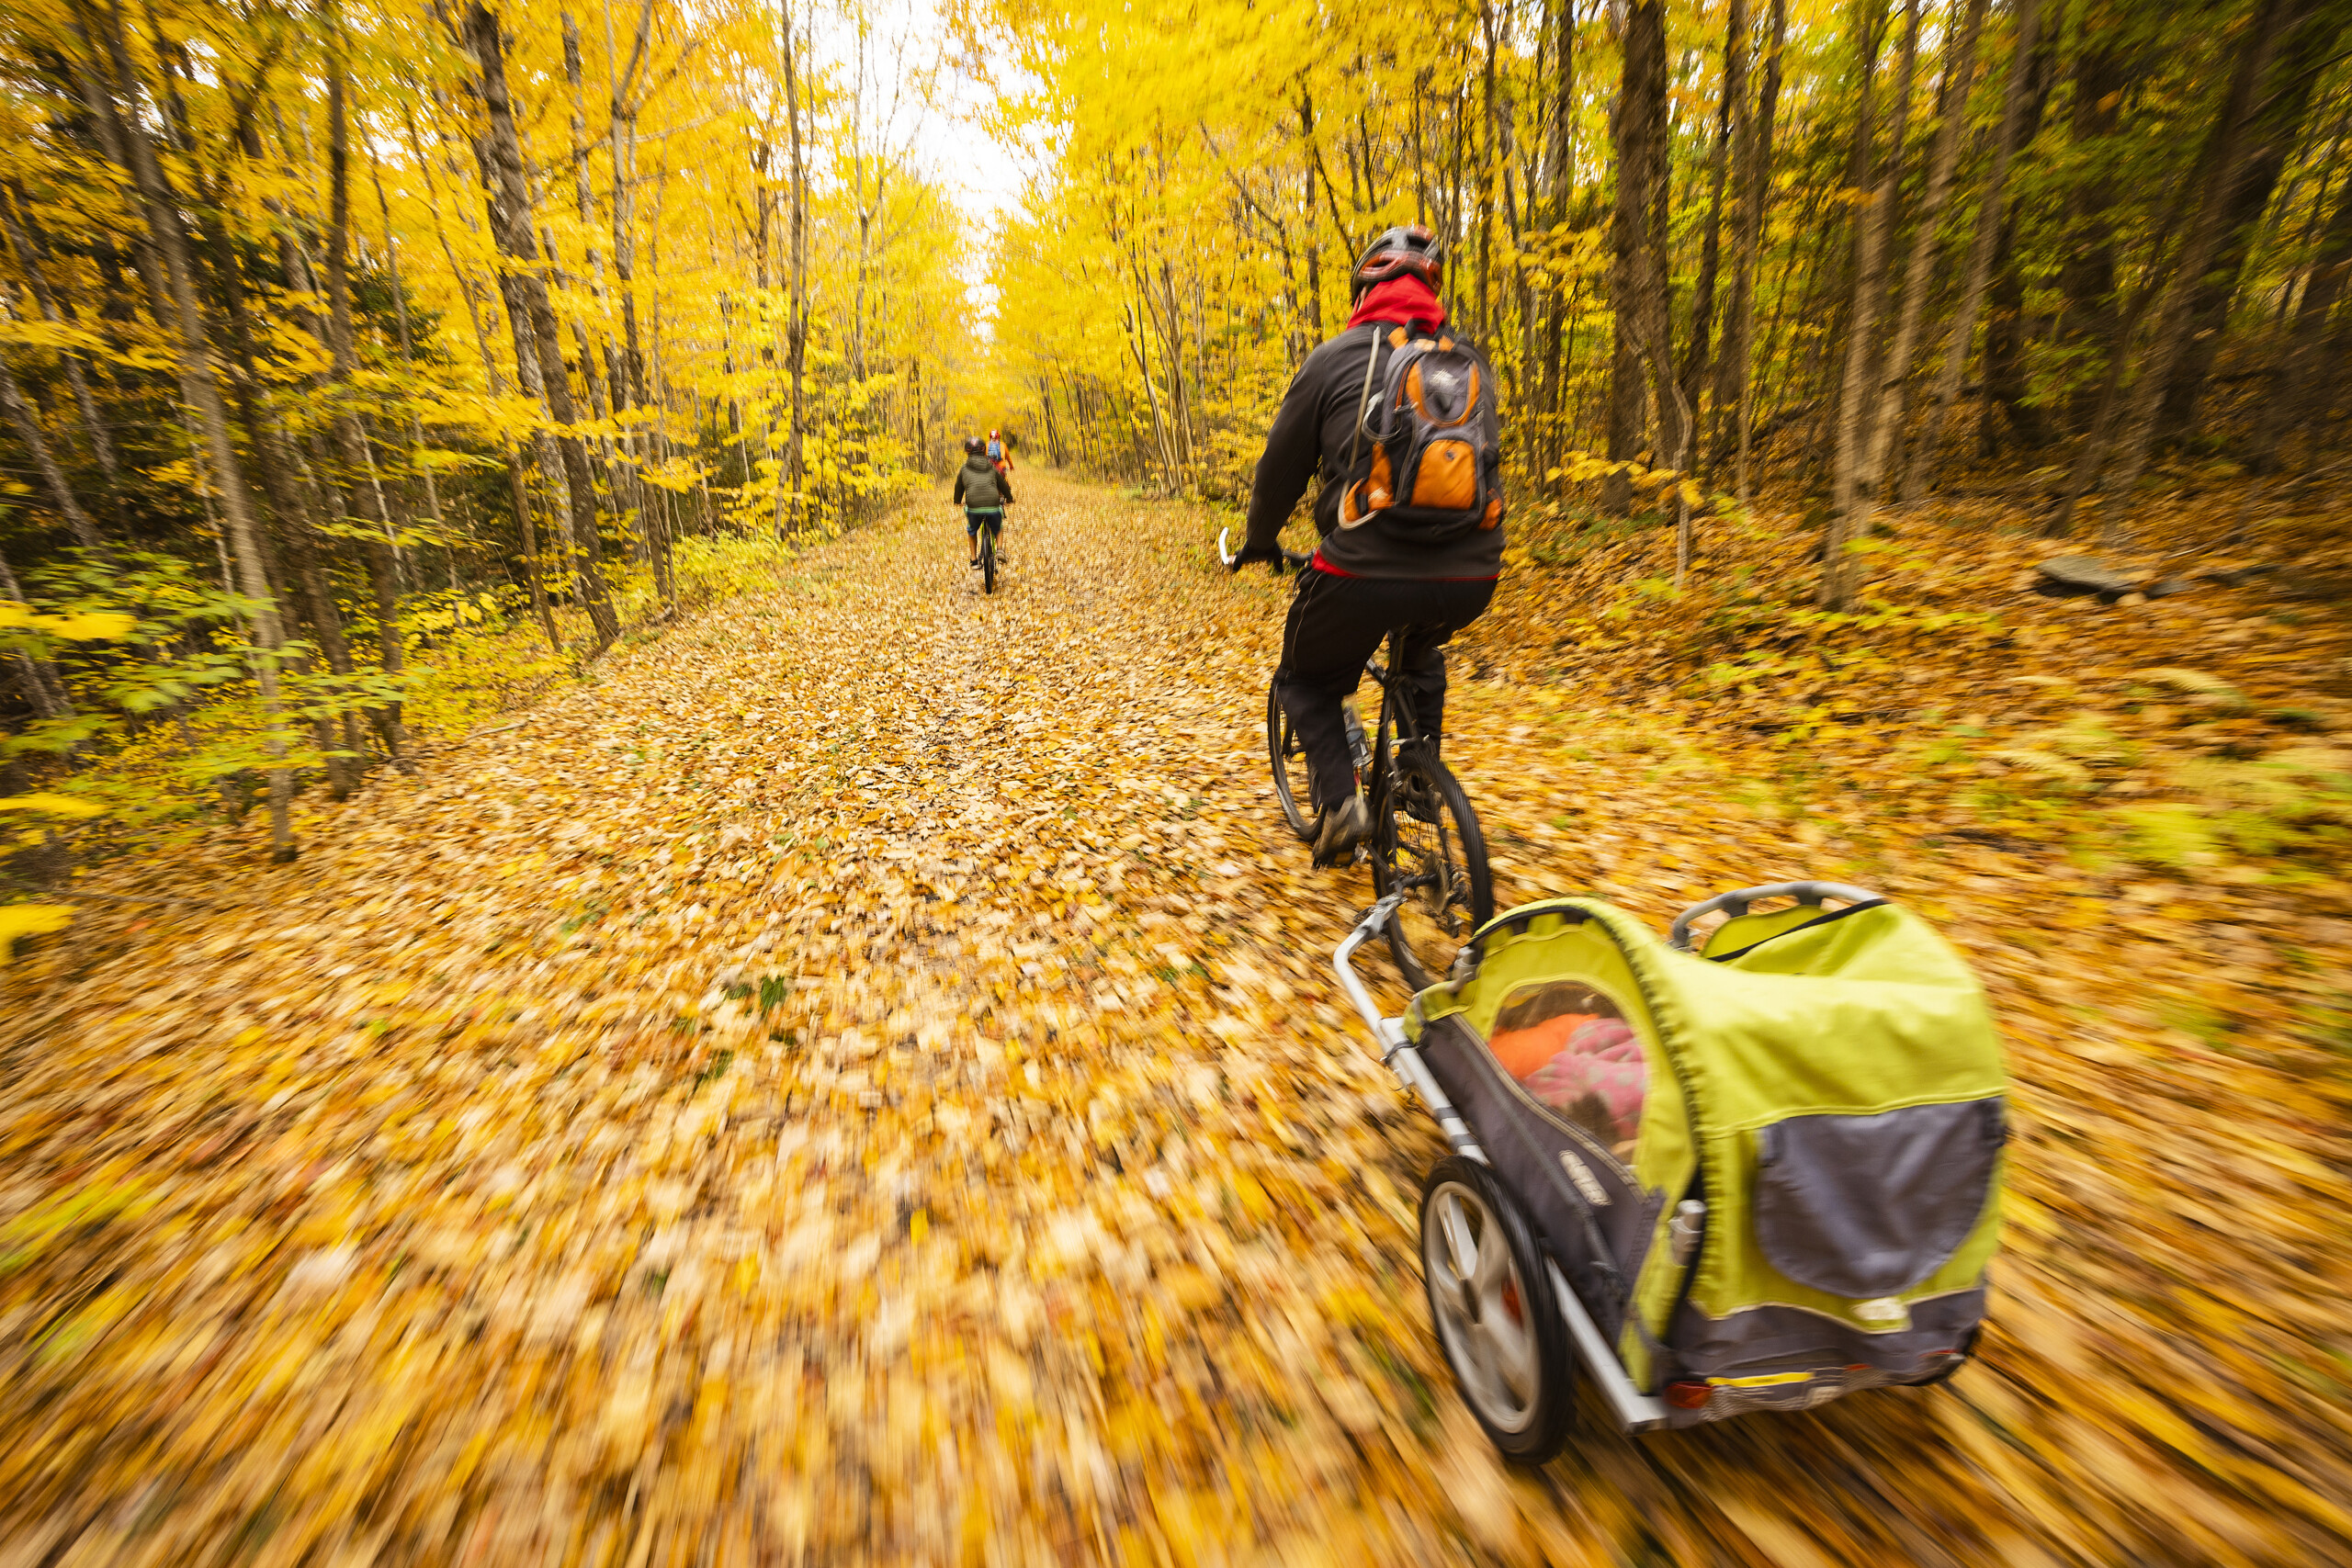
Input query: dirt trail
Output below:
<box><xmin>3</xmin><ymin>473</ymin><xmax>2346</xmax><ymax>1566</ymax></box>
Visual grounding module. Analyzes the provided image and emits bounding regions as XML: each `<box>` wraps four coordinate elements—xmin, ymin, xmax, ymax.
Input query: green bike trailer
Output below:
<box><xmin>1333</xmin><ymin>882</ymin><xmax>2007</xmax><ymax>1461</ymax></box>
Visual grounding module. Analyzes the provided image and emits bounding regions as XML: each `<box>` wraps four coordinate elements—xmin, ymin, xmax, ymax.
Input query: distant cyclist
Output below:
<box><xmin>954</xmin><ymin>435</ymin><xmax>1012</xmax><ymax>567</ymax></box>
<box><xmin>988</xmin><ymin>428</ymin><xmax>1012</xmax><ymax>471</ymax></box>
<box><xmin>1232</xmin><ymin>225</ymin><xmax>1507</xmax><ymax>864</ymax></box>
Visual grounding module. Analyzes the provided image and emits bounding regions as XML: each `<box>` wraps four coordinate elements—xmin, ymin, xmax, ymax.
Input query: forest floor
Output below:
<box><xmin>4</xmin><ymin>471</ymin><xmax>2350</xmax><ymax>1566</ymax></box>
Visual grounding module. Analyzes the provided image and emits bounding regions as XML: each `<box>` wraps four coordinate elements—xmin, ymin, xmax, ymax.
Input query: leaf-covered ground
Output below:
<box><xmin>5</xmin><ymin>473</ymin><xmax>2350</xmax><ymax>1566</ymax></box>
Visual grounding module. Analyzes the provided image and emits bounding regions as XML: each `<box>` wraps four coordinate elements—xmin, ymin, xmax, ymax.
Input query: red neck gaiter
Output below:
<box><xmin>1347</xmin><ymin>276</ymin><xmax>1447</xmax><ymax>333</ymax></box>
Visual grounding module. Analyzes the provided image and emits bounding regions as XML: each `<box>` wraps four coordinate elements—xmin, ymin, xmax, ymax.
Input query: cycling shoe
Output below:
<box><xmin>1310</xmin><ymin>795</ymin><xmax>1371</xmax><ymax>867</ymax></box>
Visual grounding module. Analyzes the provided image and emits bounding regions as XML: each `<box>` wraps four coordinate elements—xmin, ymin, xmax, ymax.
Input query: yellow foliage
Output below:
<box><xmin>0</xmin><ymin>605</ymin><xmax>138</xmax><ymax>639</ymax></box>
<box><xmin>0</xmin><ymin>904</ymin><xmax>72</xmax><ymax>961</ymax></box>
<box><xmin>0</xmin><ymin>794</ymin><xmax>107</xmax><ymax>818</ymax></box>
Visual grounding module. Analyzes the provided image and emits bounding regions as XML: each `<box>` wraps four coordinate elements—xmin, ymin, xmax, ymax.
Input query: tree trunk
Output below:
<box><xmin>2251</xmin><ymin>168</ymin><xmax>2352</xmax><ymax>470</ymax></box>
<box><xmin>604</xmin><ymin>0</ymin><xmax>668</xmax><ymax>598</ymax></box>
<box><xmin>69</xmin><ymin>10</ymin><xmax>295</xmax><ymax>860</ymax></box>
<box><xmin>198</xmin><ymin>199</ymin><xmax>366</xmax><ymax>798</ymax></box>
<box><xmin>1720</xmin><ymin>0</ymin><xmax>1788</xmax><ymax>503</ymax></box>
<box><xmin>1680</xmin><ymin>0</ymin><xmax>1748</xmax><ymax>474</ymax></box>
<box><xmin>1300</xmin><ymin>91</ymin><xmax>1324</xmax><ymax>336</ymax></box>
<box><xmin>1976</xmin><ymin>17</ymin><xmax>2062</xmax><ymax>457</ymax></box>
<box><xmin>2074</xmin><ymin>0</ymin><xmax>2313</xmax><ymax>533</ymax></box>
<box><xmin>0</xmin><ymin>352</ymin><xmax>103</xmax><ymax>550</ymax></box>
<box><xmin>322</xmin><ymin>33</ymin><xmax>408</xmax><ymax>761</ymax></box>
<box><xmin>781</xmin><ymin>0</ymin><xmax>809</xmax><ymax>528</ymax></box>
<box><xmin>1864</xmin><ymin>0</ymin><xmax>1986</xmax><ymax>501</ymax></box>
<box><xmin>402</xmin><ymin>101</ymin><xmax>565</xmax><ymax>656</ymax></box>
<box><xmin>1604</xmin><ymin>0</ymin><xmax>1673</xmax><ymax>513</ymax></box>
<box><xmin>2052</xmin><ymin>0</ymin><xmax>2301</xmax><ymax>538</ymax></box>
<box><xmin>561</xmin><ymin>10</ymin><xmax>641</xmax><ymax>575</ymax></box>
<box><xmin>1476</xmin><ymin>2</ymin><xmax>1499</xmax><ymax>339</ymax></box>
<box><xmin>1905</xmin><ymin>0</ymin><xmax>2046</xmax><ymax>502</ymax></box>
<box><xmin>2156</xmin><ymin>0</ymin><xmax>2347</xmax><ymax>439</ymax></box>
<box><xmin>0</xmin><ymin>546</ymin><xmax>74</xmax><ymax>723</ymax></box>
<box><xmin>370</xmin><ymin>155</ymin><xmax>446</xmax><ymax>538</ymax></box>
<box><xmin>1538</xmin><ymin>0</ymin><xmax>1577</xmax><ymax>444</ymax></box>
<box><xmin>460</xmin><ymin>1</ymin><xmax>618</xmax><ymax>649</ymax></box>
<box><xmin>1823</xmin><ymin>0</ymin><xmax>1907</xmax><ymax>610</ymax></box>
<box><xmin>0</xmin><ymin>194</ymin><xmax>122</xmax><ymax>515</ymax></box>
<box><xmin>2056</xmin><ymin>2</ymin><xmax>2130</xmax><ymax>432</ymax></box>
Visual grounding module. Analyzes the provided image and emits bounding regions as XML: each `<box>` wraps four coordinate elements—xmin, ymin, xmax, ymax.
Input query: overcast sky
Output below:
<box><xmin>805</xmin><ymin>0</ymin><xmax>1037</xmax><ymax>326</ymax></box>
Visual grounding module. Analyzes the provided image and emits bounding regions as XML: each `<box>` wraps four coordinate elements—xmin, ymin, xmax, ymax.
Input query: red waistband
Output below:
<box><xmin>1311</xmin><ymin>549</ymin><xmax>1496</xmax><ymax>582</ymax></box>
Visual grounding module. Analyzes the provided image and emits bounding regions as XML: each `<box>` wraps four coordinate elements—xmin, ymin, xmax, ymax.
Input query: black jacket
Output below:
<box><xmin>954</xmin><ymin>455</ymin><xmax>1012</xmax><ymax>507</ymax></box>
<box><xmin>1243</xmin><ymin>321</ymin><xmax>1507</xmax><ymax>579</ymax></box>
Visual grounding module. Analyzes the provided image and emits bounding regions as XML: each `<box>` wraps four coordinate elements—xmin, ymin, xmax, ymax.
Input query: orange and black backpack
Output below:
<box><xmin>1338</xmin><ymin>326</ymin><xmax>1504</xmax><ymax>536</ymax></box>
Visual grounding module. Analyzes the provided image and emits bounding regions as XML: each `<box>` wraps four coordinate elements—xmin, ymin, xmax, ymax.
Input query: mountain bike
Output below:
<box><xmin>1221</xmin><ymin>529</ymin><xmax>1494</xmax><ymax>987</ymax></box>
<box><xmin>972</xmin><ymin>511</ymin><xmax>1005</xmax><ymax>593</ymax></box>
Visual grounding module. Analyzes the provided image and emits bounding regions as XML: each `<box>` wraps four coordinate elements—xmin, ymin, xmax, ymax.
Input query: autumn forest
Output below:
<box><xmin>4</xmin><ymin>0</ymin><xmax>2352</xmax><ymax>1562</ymax></box>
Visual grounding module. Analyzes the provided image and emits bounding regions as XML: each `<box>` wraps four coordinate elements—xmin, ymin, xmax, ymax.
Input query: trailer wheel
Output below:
<box><xmin>1419</xmin><ymin>1156</ymin><xmax>1576</xmax><ymax>1463</ymax></box>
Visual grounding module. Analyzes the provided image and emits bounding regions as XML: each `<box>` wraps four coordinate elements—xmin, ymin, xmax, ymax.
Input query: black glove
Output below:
<box><xmin>1230</xmin><ymin>541</ymin><xmax>1287</xmax><ymax>573</ymax></box>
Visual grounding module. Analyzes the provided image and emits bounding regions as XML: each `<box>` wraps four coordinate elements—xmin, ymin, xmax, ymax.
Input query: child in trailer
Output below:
<box><xmin>1486</xmin><ymin>981</ymin><xmax>1647</xmax><ymax>1161</ymax></box>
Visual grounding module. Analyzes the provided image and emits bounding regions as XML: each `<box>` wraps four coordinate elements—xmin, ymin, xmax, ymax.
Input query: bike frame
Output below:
<box><xmin>975</xmin><ymin>512</ymin><xmax>1004</xmax><ymax>590</ymax></box>
<box><xmin>1216</xmin><ymin>529</ymin><xmax>1470</xmax><ymax>908</ymax></box>
<box><xmin>1362</xmin><ymin>628</ymin><xmax>1428</xmax><ymax>809</ymax></box>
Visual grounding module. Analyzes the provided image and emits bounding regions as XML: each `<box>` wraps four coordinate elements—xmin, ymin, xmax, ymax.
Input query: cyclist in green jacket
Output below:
<box><xmin>953</xmin><ymin>436</ymin><xmax>1012</xmax><ymax>567</ymax></box>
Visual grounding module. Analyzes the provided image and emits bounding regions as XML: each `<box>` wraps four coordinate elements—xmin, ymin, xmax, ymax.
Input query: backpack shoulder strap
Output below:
<box><xmin>1345</xmin><ymin>324</ymin><xmax>1392</xmax><ymax>479</ymax></box>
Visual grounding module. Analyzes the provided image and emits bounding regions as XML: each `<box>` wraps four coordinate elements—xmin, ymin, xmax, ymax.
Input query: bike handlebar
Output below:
<box><xmin>1217</xmin><ymin>526</ymin><xmax>1313</xmax><ymax>575</ymax></box>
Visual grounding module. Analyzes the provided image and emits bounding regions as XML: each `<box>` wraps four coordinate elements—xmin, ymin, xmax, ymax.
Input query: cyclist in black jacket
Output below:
<box><xmin>1234</xmin><ymin>226</ymin><xmax>1505</xmax><ymax>864</ymax></box>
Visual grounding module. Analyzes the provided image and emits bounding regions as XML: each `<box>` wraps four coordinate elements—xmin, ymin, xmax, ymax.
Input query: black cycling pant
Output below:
<box><xmin>965</xmin><ymin>507</ymin><xmax>1004</xmax><ymax>537</ymax></box>
<box><xmin>1273</xmin><ymin>570</ymin><xmax>1496</xmax><ymax>811</ymax></box>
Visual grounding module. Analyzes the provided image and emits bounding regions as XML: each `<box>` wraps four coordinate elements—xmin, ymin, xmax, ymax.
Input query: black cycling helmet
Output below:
<box><xmin>964</xmin><ymin>435</ymin><xmax>986</xmax><ymax>456</ymax></box>
<box><xmin>1350</xmin><ymin>224</ymin><xmax>1443</xmax><ymax>300</ymax></box>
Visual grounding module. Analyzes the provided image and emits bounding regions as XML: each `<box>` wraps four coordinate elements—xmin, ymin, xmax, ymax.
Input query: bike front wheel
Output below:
<box><xmin>1372</xmin><ymin>750</ymin><xmax>1494</xmax><ymax>989</ymax></box>
<box><xmin>1265</xmin><ymin>683</ymin><xmax>1316</xmax><ymax>840</ymax></box>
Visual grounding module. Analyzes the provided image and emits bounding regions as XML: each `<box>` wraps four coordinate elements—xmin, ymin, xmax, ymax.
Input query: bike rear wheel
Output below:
<box><xmin>1265</xmin><ymin>683</ymin><xmax>1316</xmax><ymax>840</ymax></box>
<box><xmin>1372</xmin><ymin>750</ymin><xmax>1493</xmax><ymax>989</ymax></box>
<box><xmin>981</xmin><ymin>525</ymin><xmax>998</xmax><ymax>593</ymax></box>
